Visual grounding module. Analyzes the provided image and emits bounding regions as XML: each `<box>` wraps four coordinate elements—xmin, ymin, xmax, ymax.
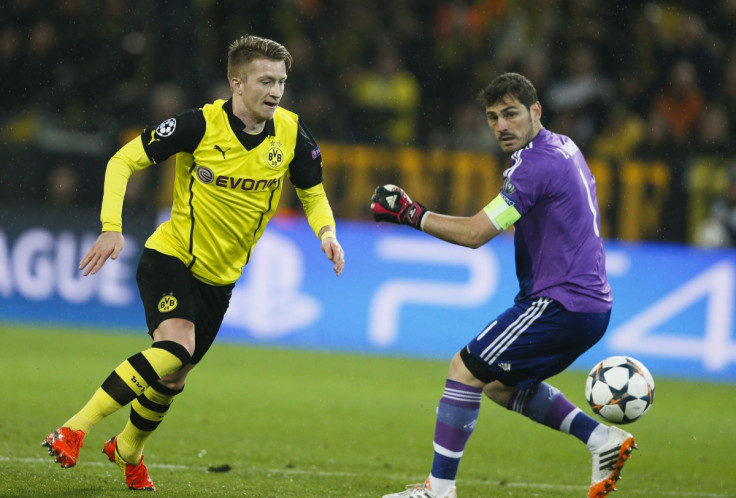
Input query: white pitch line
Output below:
<box><xmin>1</xmin><ymin>455</ymin><xmax>729</xmax><ymax>497</ymax></box>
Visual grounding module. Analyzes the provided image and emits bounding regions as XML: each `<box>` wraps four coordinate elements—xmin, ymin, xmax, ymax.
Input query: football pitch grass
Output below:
<box><xmin>1</xmin><ymin>324</ymin><xmax>734</xmax><ymax>497</ymax></box>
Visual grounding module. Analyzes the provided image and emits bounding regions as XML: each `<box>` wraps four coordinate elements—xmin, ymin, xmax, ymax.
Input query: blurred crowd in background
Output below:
<box><xmin>2</xmin><ymin>0</ymin><xmax>736</xmax><ymax>247</ymax></box>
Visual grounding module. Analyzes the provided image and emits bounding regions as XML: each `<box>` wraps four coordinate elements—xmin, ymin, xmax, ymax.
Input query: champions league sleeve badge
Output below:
<box><xmin>156</xmin><ymin>118</ymin><xmax>177</xmax><ymax>137</ymax></box>
<box><xmin>503</xmin><ymin>176</ymin><xmax>517</xmax><ymax>194</ymax></box>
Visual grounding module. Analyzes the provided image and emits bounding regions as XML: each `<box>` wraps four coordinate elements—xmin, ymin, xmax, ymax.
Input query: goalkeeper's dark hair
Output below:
<box><xmin>477</xmin><ymin>72</ymin><xmax>538</xmax><ymax>109</ymax></box>
<box><xmin>227</xmin><ymin>35</ymin><xmax>292</xmax><ymax>79</ymax></box>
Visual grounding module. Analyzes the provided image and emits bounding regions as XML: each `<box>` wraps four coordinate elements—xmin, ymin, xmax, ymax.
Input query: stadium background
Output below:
<box><xmin>1</xmin><ymin>0</ymin><xmax>735</xmax><ymax>383</ymax></box>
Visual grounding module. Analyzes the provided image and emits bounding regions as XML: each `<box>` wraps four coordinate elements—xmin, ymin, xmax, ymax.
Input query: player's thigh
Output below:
<box><xmin>136</xmin><ymin>248</ymin><xmax>234</xmax><ymax>364</ymax></box>
<box><xmin>463</xmin><ymin>297</ymin><xmax>610</xmax><ymax>388</ymax></box>
<box><xmin>188</xmin><ymin>278</ymin><xmax>234</xmax><ymax>364</ymax></box>
<box><xmin>136</xmin><ymin>248</ymin><xmax>198</xmax><ymax>335</ymax></box>
<box><xmin>153</xmin><ymin>318</ymin><xmax>196</xmax><ymax>355</ymax></box>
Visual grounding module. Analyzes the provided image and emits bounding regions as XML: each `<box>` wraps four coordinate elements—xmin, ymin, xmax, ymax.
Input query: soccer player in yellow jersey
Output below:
<box><xmin>42</xmin><ymin>35</ymin><xmax>345</xmax><ymax>491</ymax></box>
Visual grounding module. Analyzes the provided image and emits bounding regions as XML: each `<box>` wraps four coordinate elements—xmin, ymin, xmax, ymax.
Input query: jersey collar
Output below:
<box><xmin>223</xmin><ymin>99</ymin><xmax>276</xmax><ymax>137</ymax></box>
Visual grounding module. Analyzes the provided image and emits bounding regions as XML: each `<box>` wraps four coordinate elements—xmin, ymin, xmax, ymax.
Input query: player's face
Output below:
<box><xmin>485</xmin><ymin>97</ymin><xmax>542</xmax><ymax>154</ymax></box>
<box><xmin>231</xmin><ymin>58</ymin><xmax>287</xmax><ymax>124</ymax></box>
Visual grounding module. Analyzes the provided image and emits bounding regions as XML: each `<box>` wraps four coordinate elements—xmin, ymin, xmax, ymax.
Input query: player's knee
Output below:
<box><xmin>153</xmin><ymin>318</ymin><xmax>196</xmax><ymax>356</ymax></box>
<box><xmin>448</xmin><ymin>351</ymin><xmax>486</xmax><ymax>388</ymax></box>
<box><xmin>484</xmin><ymin>381</ymin><xmax>517</xmax><ymax>407</ymax></box>
<box><xmin>159</xmin><ymin>363</ymin><xmax>194</xmax><ymax>390</ymax></box>
<box><xmin>159</xmin><ymin>377</ymin><xmax>186</xmax><ymax>391</ymax></box>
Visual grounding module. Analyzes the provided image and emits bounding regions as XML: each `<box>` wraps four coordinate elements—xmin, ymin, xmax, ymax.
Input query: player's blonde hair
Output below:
<box><xmin>227</xmin><ymin>35</ymin><xmax>292</xmax><ymax>79</ymax></box>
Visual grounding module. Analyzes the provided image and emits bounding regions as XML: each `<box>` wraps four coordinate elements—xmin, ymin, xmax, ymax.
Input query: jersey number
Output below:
<box><xmin>577</xmin><ymin>166</ymin><xmax>600</xmax><ymax>237</ymax></box>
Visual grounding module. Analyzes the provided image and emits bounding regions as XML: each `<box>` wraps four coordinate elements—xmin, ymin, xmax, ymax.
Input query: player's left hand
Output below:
<box><xmin>321</xmin><ymin>236</ymin><xmax>344</xmax><ymax>276</ymax></box>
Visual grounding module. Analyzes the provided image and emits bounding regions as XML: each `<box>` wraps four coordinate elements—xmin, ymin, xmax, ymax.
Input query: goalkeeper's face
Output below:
<box><xmin>484</xmin><ymin>96</ymin><xmax>542</xmax><ymax>154</ymax></box>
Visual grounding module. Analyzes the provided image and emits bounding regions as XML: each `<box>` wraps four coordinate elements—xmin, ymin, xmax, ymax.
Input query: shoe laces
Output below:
<box><xmin>63</xmin><ymin>429</ymin><xmax>83</xmax><ymax>449</ymax></box>
<box><xmin>125</xmin><ymin>457</ymin><xmax>155</xmax><ymax>490</ymax></box>
<box><xmin>400</xmin><ymin>483</ymin><xmax>438</xmax><ymax>498</ymax></box>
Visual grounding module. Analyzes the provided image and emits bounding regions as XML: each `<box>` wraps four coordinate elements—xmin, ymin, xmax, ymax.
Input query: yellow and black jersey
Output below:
<box><xmin>101</xmin><ymin>99</ymin><xmax>334</xmax><ymax>285</ymax></box>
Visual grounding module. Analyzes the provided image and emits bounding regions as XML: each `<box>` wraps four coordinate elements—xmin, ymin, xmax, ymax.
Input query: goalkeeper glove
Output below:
<box><xmin>370</xmin><ymin>184</ymin><xmax>428</xmax><ymax>230</ymax></box>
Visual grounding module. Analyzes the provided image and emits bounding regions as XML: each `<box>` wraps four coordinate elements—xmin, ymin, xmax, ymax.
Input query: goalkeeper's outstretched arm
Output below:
<box><xmin>422</xmin><ymin>210</ymin><xmax>501</xmax><ymax>249</ymax></box>
<box><xmin>370</xmin><ymin>184</ymin><xmax>505</xmax><ymax>249</ymax></box>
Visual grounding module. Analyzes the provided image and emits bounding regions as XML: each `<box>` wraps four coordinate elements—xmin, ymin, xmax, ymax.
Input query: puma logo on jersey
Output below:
<box><xmin>147</xmin><ymin>130</ymin><xmax>160</xmax><ymax>145</ymax></box>
<box><xmin>214</xmin><ymin>144</ymin><xmax>231</xmax><ymax>159</ymax></box>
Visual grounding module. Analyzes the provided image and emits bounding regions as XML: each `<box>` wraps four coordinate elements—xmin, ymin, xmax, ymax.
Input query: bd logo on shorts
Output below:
<box><xmin>158</xmin><ymin>293</ymin><xmax>178</xmax><ymax>312</ymax></box>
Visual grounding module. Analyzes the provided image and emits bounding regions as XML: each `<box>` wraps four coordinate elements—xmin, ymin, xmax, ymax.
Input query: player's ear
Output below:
<box><xmin>530</xmin><ymin>101</ymin><xmax>542</xmax><ymax>122</ymax></box>
<box><xmin>230</xmin><ymin>77</ymin><xmax>242</xmax><ymax>94</ymax></box>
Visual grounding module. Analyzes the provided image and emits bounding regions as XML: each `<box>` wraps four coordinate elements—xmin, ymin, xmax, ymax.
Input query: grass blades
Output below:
<box><xmin>0</xmin><ymin>323</ymin><xmax>734</xmax><ymax>497</ymax></box>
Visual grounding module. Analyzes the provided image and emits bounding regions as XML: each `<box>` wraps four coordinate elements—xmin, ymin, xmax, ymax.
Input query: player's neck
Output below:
<box><xmin>231</xmin><ymin>101</ymin><xmax>267</xmax><ymax>135</ymax></box>
<box><xmin>235</xmin><ymin>114</ymin><xmax>266</xmax><ymax>135</ymax></box>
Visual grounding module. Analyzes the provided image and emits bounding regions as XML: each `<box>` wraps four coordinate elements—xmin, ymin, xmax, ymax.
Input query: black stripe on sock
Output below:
<box><xmin>137</xmin><ymin>393</ymin><xmax>170</xmax><ymax>414</ymax></box>
<box><xmin>151</xmin><ymin>379</ymin><xmax>185</xmax><ymax>397</ymax></box>
<box><xmin>101</xmin><ymin>372</ymin><xmax>138</xmax><ymax>406</ymax></box>
<box><xmin>129</xmin><ymin>407</ymin><xmax>161</xmax><ymax>432</ymax></box>
<box><xmin>128</xmin><ymin>352</ymin><xmax>161</xmax><ymax>386</ymax></box>
<box><xmin>152</xmin><ymin>340</ymin><xmax>192</xmax><ymax>366</ymax></box>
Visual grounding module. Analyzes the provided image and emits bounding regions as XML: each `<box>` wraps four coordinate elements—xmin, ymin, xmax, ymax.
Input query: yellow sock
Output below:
<box><xmin>63</xmin><ymin>341</ymin><xmax>190</xmax><ymax>436</ymax></box>
<box><xmin>64</xmin><ymin>388</ymin><xmax>120</xmax><ymax>434</ymax></box>
<box><xmin>117</xmin><ymin>381</ymin><xmax>183</xmax><ymax>464</ymax></box>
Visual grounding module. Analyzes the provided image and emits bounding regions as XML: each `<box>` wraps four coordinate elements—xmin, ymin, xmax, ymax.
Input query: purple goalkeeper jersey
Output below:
<box><xmin>500</xmin><ymin>128</ymin><xmax>612</xmax><ymax>313</ymax></box>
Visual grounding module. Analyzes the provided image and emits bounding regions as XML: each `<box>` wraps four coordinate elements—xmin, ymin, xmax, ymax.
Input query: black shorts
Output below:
<box><xmin>136</xmin><ymin>248</ymin><xmax>234</xmax><ymax>364</ymax></box>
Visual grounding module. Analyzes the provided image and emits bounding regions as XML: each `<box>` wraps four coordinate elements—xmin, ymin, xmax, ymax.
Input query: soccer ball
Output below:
<box><xmin>584</xmin><ymin>355</ymin><xmax>655</xmax><ymax>424</ymax></box>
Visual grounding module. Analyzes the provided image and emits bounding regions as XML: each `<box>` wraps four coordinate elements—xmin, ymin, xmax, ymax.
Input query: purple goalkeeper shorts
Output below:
<box><xmin>460</xmin><ymin>296</ymin><xmax>610</xmax><ymax>389</ymax></box>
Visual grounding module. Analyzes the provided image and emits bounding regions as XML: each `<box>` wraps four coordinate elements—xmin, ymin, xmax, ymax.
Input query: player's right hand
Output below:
<box><xmin>370</xmin><ymin>184</ymin><xmax>427</xmax><ymax>230</ymax></box>
<box><xmin>79</xmin><ymin>231</ymin><xmax>125</xmax><ymax>276</ymax></box>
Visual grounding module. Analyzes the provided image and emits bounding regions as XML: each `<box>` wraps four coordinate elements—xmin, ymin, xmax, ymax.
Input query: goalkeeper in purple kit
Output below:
<box><xmin>372</xmin><ymin>73</ymin><xmax>635</xmax><ymax>498</ymax></box>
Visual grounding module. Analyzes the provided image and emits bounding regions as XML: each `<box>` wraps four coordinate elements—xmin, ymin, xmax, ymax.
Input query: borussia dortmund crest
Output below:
<box><xmin>158</xmin><ymin>293</ymin><xmax>178</xmax><ymax>312</ymax></box>
<box><xmin>266</xmin><ymin>140</ymin><xmax>284</xmax><ymax>168</ymax></box>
